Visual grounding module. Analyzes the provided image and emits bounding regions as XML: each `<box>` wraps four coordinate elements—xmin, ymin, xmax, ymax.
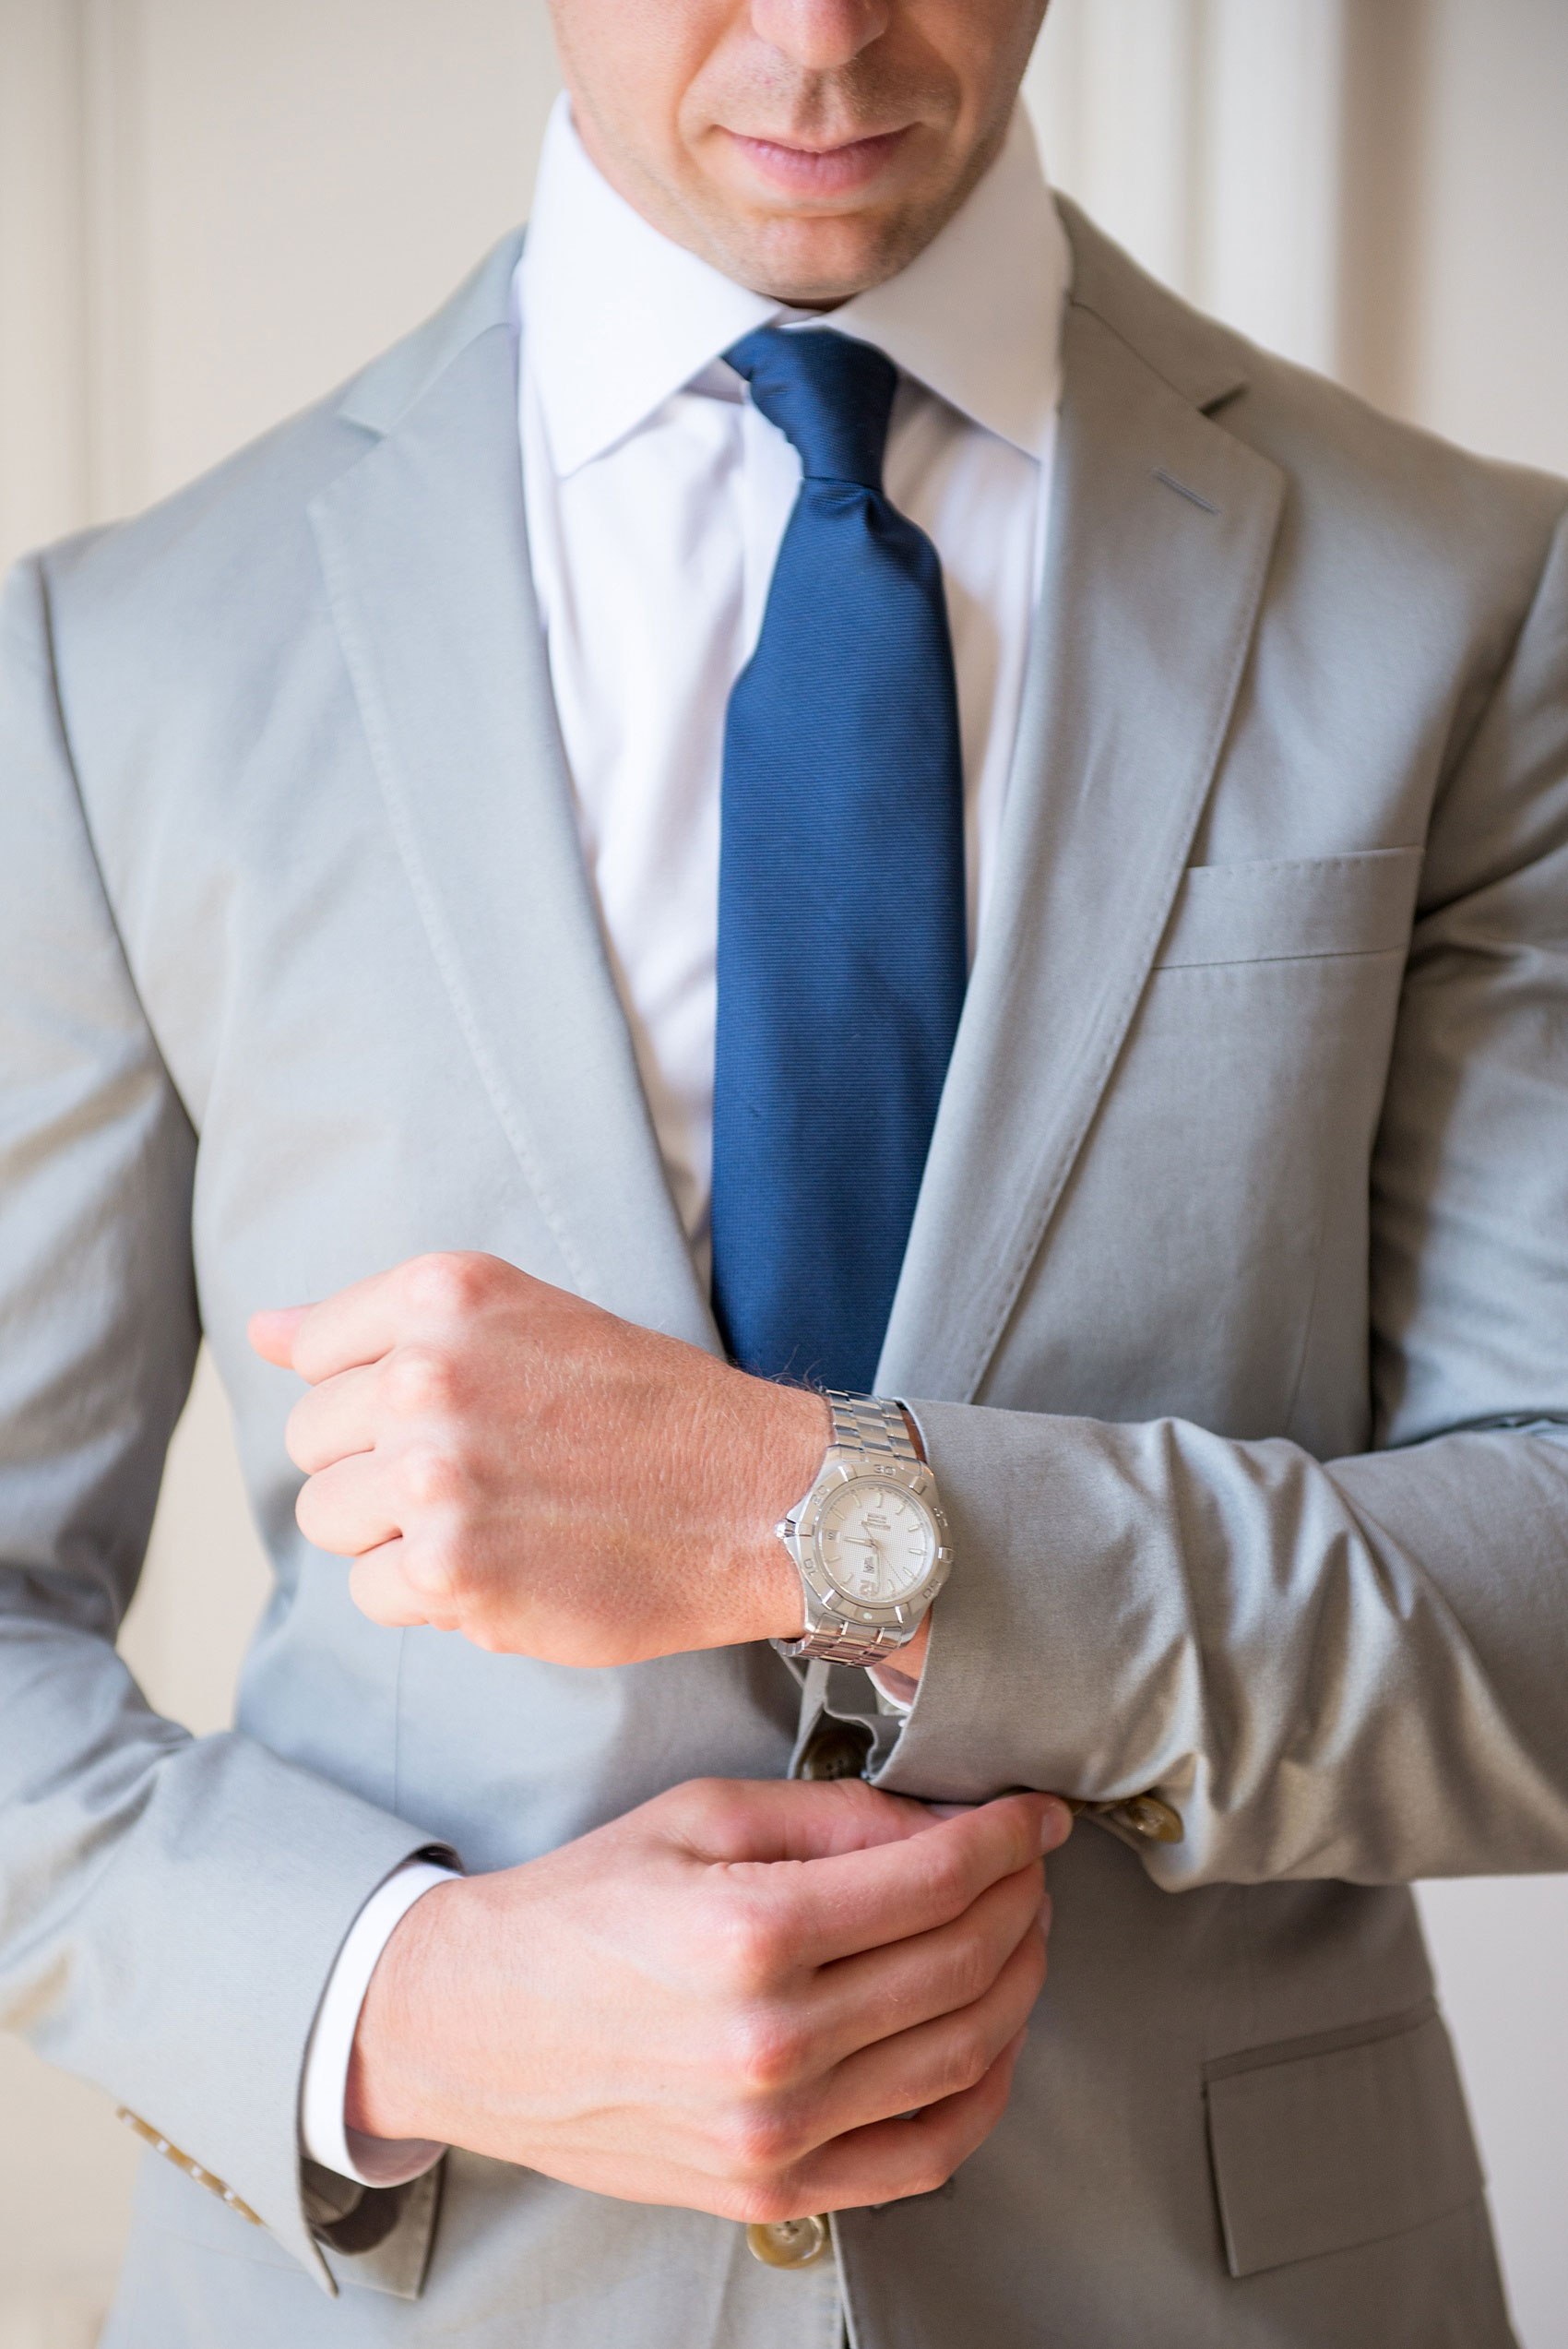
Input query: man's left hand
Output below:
<box><xmin>249</xmin><ymin>1252</ymin><xmax>836</xmax><ymax>1666</ymax></box>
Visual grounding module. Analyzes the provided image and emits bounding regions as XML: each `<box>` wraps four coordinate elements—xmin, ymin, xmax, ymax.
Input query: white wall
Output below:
<box><xmin>1</xmin><ymin>5</ymin><xmax>1565</xmax><ymax>2344</ymax></box>
<box><xmin>1403</xmin><ymin>0</ymin><xmax>1568</xmax><ymax>474</ymax></box>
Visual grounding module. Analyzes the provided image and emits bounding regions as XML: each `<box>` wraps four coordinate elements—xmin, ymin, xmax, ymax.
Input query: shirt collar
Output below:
<box><xmin>519</xmin><ymin>93</ymin><xmax>1070</xmax><ymax>479</ymax></box>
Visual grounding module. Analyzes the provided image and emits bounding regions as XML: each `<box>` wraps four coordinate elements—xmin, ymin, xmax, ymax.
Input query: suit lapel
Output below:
<box><xmin>311</xmin><ymin>313</ymin><xmax>719</xmax><ymax>1351</ymax></box>
<box><xmin>878</xmin><ymin>289</ymin><xmax>1286</xmax><ymax>1403</ymax></box>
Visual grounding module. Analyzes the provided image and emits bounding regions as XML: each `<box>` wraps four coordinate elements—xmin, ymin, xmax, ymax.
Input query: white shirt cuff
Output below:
<box><xmin>870</xmin><ymin>1662</ymin><xmax>918</xmax><ymax>1717</ymax></box>
<box><xmin>301</xmin><ymin>1858</ymin><xmax>459</xmax><ymax>2188</ymax></box>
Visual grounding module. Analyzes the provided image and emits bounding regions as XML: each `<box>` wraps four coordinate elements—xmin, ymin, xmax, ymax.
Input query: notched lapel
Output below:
<box><xmin>310</xmin><ymin>325</ymin><xmax>719</xmax><ymax>1350</ymax></box>
<box><xmin>879</xmin><ymin>300</ymin><xmax>1286</xmax><ymax>1403</ymax></box>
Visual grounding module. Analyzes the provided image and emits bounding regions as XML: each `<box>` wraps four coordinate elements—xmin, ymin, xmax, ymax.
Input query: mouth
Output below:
<box><xmin>719</xmin><ymin>125</ymin><xmax>914</xmax><ymax>198</ymax></box>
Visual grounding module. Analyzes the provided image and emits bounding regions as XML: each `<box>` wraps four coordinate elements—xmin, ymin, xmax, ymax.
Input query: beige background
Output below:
<box><xmin>1</xmin><ymin>3</ymin><xmax>1565</xmax><ymax>2343</ymax></box>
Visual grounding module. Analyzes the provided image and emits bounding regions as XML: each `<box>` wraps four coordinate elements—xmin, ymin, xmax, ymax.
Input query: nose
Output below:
<box><xmin>748</xmin><ymin>0</ymin><xmax>891</xmax><ymax>72</ymax></box>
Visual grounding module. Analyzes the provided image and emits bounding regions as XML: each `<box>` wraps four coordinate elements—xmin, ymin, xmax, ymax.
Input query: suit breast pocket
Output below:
<box><xmin>1205</xmin><ymin>2000</ymin><xmax>1484</xmax><ymax>2278</ymax></box>
<box><xmin>1005</xmin><ymin>843</ymin><xmax>1430</xmax><ymax>1446</ymax></box>
<box><xmin>1156</xmin><ymin>845</ymin><xmax>1424</xmax><ymax>969</ymax></box>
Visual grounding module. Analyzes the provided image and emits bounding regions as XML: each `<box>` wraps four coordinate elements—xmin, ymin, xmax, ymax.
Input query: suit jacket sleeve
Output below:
<box><xmin>0</xmin><ymin>555</ymin><xmax>446</xmax><ymax>2288</ymax></box>
<box><xmin>879</xmin><ymin>507</ymin><xmax>1568</xmax><ymax>1890</ymax></box>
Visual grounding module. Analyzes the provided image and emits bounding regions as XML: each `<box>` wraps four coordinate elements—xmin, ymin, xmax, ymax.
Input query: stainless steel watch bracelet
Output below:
<box><xmin>790</xmin><ymin>1613</ymin><xmax>921</xmax><ymax>1667</ymax></box>
<box><xmin>825</xmin><ymin>1389</ymin><xmax>921</xmax><ymax>1467</ymax></box>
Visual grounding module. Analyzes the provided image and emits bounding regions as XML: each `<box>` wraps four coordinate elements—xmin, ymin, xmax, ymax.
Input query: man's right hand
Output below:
<box><xmin>348</xmin><ymin>1777</ymin><xmax>1070</xmax><ymax>2221</ymax></box>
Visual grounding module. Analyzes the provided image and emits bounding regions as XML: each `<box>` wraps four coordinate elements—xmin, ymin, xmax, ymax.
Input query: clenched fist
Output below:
<box><xmin>250</xmin><ymin>1251</ymin><xmax>830</xmax><ymax>1666</ymax></box>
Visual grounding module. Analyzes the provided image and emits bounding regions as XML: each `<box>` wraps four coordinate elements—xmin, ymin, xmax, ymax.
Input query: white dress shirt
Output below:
<box><xmin>523</xmin><ymin>95</ymin><xmax>1067</xmax><ymax>1281</ymax></box>
<box><xmin>301</xmin><ymin>92</ymin><xmax>1071</xmax><ymax>2187</ymax></box>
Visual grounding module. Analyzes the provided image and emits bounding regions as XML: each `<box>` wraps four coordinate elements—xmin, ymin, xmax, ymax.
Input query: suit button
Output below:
<box><xmin>798</xmin><ymin>1719</ymin><xmax>873</xmax><ymax>1782</ymax></box>
<box><xmin>746</xmin><ymin>2214</ymin><xmax>832</xmax><ymax>2269</ymax></box>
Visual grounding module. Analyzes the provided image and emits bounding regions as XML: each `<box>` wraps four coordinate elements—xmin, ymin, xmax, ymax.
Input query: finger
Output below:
<box><xmin>289</xmin><ymin>1251</ymin><xmax>525</xmax><ymax>1385</ymax></box>
<box><xmin>295</xmin><ymin>1450</ymin><xmax>406</xmax><ymax>1557</ymax></box>
<box><xmin>807</xmin><ymin>1919</ymin><xmax>1046</xmax><ymax>2146</ymax></box>
<box><xmin>672</xmin><ymin>1776</ymin><xmax>1069</xmax><ymax>1869</ymax></box>
<box><xmin>346</xmin><ymin>1539</ymin><xmax>458</xmax><ymax>1630</ymax></box>
<box><xmin>735</xmin><ymin>1792</ymin><xmax>1068</xmax><ymax>1972</ymax></box>
<box><xmin>781</xmin><ymin>2028</ymin><xmax>1028</xmax><ymax>2216</ymax></box>
<box><xmin>287</xmin><ymin>1264</ymin><xmax>410</xmax><ymax>1385</ymax></box>
<box><xmin>248</xmin><ymin>1305</ymin><xmax>312</xmax><ymax>1369</ymax></box>
<box><xmin>672</xmin><ymin>1776</ymin><xmax>953</xmax><ymax>1867</ymax></box>
<box><xmin>286</xmin><ymin>1362</ymin><xmax>383</xmax><ymax>1473</ymax></box>
<box><xmin>803</xmin><ymin>1863</ymin><xmax>1047</xmax><ymax>2069</ymax></box>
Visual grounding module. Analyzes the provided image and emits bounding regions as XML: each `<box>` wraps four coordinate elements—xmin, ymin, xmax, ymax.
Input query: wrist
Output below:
<box><xmin>345</xmin><ymin>1873</ymin><xmax>469</xmax><ymax>2143</ymax></box>
<box><xmin>875</xmin><ymin>1612</ymin><xmax>931</xmax><ymax>1690</ymax></box>
<box><xmin>304</xmin><ymin>1858</ymin><xmax>457</xmax><ymax>2182</ymax></box>
<box><xmin>732</xmin><ymin>1378</ymin><xmax>830</xmax><ymax>1643</ymax></box>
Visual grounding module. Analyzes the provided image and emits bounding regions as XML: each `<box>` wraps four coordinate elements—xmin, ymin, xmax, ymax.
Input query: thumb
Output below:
<box><xmin>671</xmin><ymin>1775</ymin><xmax>942</xmax><ymax>1866</ymax></box>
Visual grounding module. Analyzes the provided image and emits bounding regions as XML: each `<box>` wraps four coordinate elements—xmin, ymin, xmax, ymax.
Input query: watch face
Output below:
<box><xmin>816</xmin><ymin>1478</ymin><xmax>938</xmax><ymax>1608</ymax></box>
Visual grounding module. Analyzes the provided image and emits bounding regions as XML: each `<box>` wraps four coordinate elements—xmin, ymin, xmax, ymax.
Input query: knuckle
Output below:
<box><xmin>727</xmin><ymin>1907</ymin><xmax>789</xmax><ymax>1982</ymax></box>
<box><xmin>947</xmin><ymin>2018</ymin><xmax>993</xmax><ymax>2093</ymax></box>
<box><xmin>717</xmin><ymin>2178</ymin><xmax>795</xmax><ymax>2226</ymax></box>
<box><xmin>725</xmin><ymin>2005</ymin><xmax>807</xmax><ymax>2097</ymax></box>
<box><xmin>947</xmin><ymin>1928</ymin><xmax>998</xmax><ymax>2010</ymax></box>
<box><xmin>678</xmin><ymin>1778</ymin><xmax>748</xmax><ymax>1841</ymax></box>
<box><xmin>714</xmin><ymin>2102</ymin><xmax>797</xmax><ymax>2185</ymax></box>
<box><xmin>911</xmin><ymin>2148</ymin><xmax>960</xmax><ymax>2198</ymax></box>
<box><xmin>822</xmin><ymin>1773</ymin><xmax>889</xmax><ymax>1823</ymax></box>
<box><xmin>1012</xmin><ymin>1850</ymin><xmax>1046</xmax><ymax>1902</ymax></box>
<box><xmin>708</xmin><ymin>1902</ymin><xmax>785</xmax><ymax>1997</ymax></box>
<box><xmin>384</xmin><ymin>1342</ymin><xmax>457</xmax><ymax>1418</ymax></box>
<box><xmin>398</xmin><ymin>1440</ymin><xmax>465</xmax><ymax>1511</ymax></box>
<box><xmin>402</xmin><ymin>1250</ymin><xmax>491</xmax><ymax>1319</ymax></box>
<box><xmin>919</xmin><ymin>1843</ymin><xmax>969</xmax><ymax>1919</ymax></box>
<box><xmin>460</xmin><ymin>1611</ymin><xmax>510</xmax><ymax>1652</ymax></box>
<box><xmin>404</xmin><ymin>1531</ymin><xmax>461</xmax><ymax>1602</ymax></box>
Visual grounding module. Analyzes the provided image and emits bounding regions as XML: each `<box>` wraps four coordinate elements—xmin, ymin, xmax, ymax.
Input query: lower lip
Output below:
<box><xmin>724</xmin><ymin>127</ymin><xmax>911</xmax><ymax>197</ymax></box>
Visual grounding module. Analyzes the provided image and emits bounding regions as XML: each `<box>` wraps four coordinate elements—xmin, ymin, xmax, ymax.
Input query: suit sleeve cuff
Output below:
<box><xmin>300</xmin><ymin>1857</ymin><xmax>459</xmax><ymax>2188</ymax></box>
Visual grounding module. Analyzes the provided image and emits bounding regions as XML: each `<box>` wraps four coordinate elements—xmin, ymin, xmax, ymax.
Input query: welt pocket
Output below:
<box><xmin>1204</xmin><ymin>1998</ymin><xmax>1483</xmax><ymax>2279</ymax></box>
<box><xmin>1156</xmin><ymin>846</ymin><xmax>1424</xmax><ymax>970</ymax></box>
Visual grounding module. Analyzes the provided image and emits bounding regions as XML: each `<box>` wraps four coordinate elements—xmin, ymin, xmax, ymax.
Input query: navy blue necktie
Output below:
<box><xmin>711</xmin><ymin>327</ymin><xmax>967</xmax><ymax>1391</ymax></box>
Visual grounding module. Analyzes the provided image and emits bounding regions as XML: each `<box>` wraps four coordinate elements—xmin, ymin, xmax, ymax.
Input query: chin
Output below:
<box><xmin>705</xmin><ymin>205</ymin><xmax>930</xmax><ymax>306</ymax></box>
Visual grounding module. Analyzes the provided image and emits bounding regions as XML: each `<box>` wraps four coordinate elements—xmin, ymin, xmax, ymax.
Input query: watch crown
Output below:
<box><xmin>775</xmin><ymin>1519</ymin><xmax>791</xmax><ymax>1542</ymax></box>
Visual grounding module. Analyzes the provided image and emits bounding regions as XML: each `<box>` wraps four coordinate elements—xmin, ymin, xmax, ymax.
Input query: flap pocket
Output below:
<box><xmin>1157</xmin><ymin>846</ymin><xmax>1423</xmax><ymax>969</ymax></box>
<box><xmin>1205</xmin><ymin>2000</ymin><xmax>1483</xmax><ymax>2279</ymax></box>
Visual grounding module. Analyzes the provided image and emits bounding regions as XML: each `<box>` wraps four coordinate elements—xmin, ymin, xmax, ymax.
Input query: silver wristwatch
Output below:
<box><xmin>774</xmin><ymin>1392</ymin><xmax>953</xmax><ymax>1666</ymax></box>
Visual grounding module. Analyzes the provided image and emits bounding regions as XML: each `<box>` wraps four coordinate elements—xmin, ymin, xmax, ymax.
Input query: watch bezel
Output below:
<box><xmin>786</xmin><ymin>1457</ymin><xmax>952</xmax><ymax>1635</ymax></box>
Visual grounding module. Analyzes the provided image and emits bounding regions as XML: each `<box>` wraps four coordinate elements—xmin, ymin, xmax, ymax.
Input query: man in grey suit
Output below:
<box><xmin>3</xmin><ymin>0</ymin><xmax>1566</xmax><ymax>2342</ymax></box>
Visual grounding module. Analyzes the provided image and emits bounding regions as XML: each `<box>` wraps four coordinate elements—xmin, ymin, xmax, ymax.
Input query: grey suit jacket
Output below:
<box><xmin>4</xmin><ymin>197</ymin><xmax>1566</xmax><ymax>2348</ymax></box>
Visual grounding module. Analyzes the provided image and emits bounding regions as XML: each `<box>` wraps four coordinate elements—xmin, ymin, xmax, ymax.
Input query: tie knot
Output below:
<box><xmin>725</xmin><ymin>327</ymin><xmax>897</xmax><ymax>491</ymax></box>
